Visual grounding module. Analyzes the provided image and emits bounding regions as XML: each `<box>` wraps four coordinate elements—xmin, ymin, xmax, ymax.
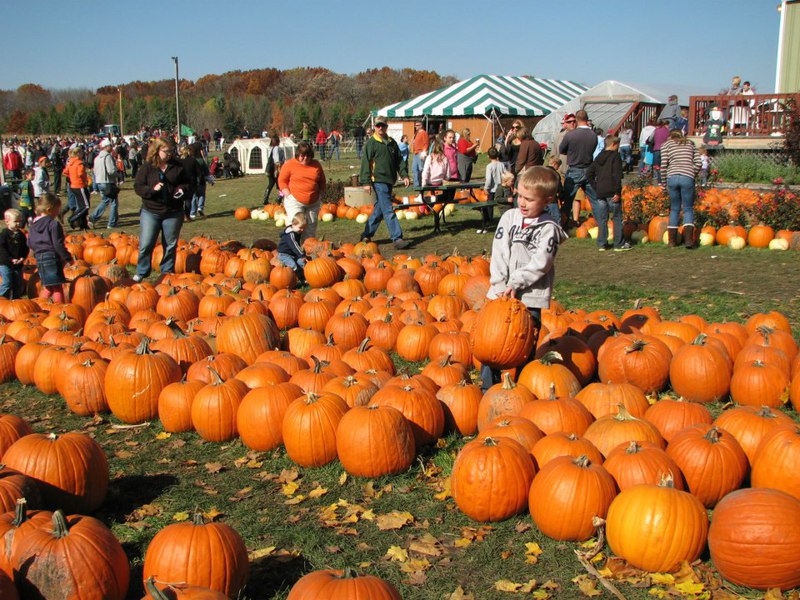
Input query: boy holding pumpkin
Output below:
<box><xmin>483</xmin><ymin>166</ymin><xmax>568</xmax><ymax>391</ymax></box>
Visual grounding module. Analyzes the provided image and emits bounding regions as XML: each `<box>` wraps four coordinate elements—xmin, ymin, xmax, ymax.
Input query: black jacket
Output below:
<box><xmin>0</xmin><ymin>228</ymin><xmax>29</xmax><ymax>267</ymax></box>
<box><xmin>134</xmin><ymin>159</ymin><xmax>194</xmax><ymax>215</ymax></box>
<box><xmin>587</xmin><ymin>150</ymin><xmax>623</xmax><ymax>198</ymax></box>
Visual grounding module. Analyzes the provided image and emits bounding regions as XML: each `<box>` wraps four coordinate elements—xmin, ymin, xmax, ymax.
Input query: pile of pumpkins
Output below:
<box><xmin>0</xmin><ymin>231</ymin><xmax>798</xmax><ymax>595</ymax></box>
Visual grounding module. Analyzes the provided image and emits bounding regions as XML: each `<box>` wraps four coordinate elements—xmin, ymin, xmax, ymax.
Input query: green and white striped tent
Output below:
<box><xmin>375</xmin><ymin>74</ymin><xmax>588</xmax><ymax>118</ymax></box>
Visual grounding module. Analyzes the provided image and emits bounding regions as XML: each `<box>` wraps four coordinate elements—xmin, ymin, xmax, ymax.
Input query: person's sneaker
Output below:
<box><xmin>476</xmin><ymin>229</ymin><xmax>485</xmax><ymax>234</ymax></box>
<box><xmin>614</xmin><ymin>242</ymin><xmax>633</xmax><ymax>252</ymax></box>
<box><xmin>86</xmin><ymin>219</ymin><xmax>94</xmax><ymax>229</ymax></box>
<box><xmin>393</xmin><ymin>239</ymin><xmax>411</xmax><ymax>250</ymax></box>
<box><xmin>189</xmin><ymin>214</ymin><xmax>196</xmax><ymax>220</ymax></box>
<box><xmin>197</xmin><ymin>210</ymin><xmax>205</xmax><ymax>218</ymax></box>
<box><xmin>360</xmin><ymin>237</ymin><xmax>372</xmax><ymax>244</ymax></box>
<box><xmin>598</xmin><ymin>245</ymin><xmax>608</xmax><ymax>251</ymax></box>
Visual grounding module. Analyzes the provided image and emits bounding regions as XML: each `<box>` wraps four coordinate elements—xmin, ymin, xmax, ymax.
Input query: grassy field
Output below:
<box><xmin>3</xmin><ymin>159</ymin><xmax>799</xmax><ymax>599</ymax></box>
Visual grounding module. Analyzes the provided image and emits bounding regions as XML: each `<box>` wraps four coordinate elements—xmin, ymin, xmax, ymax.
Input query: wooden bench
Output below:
<box><xmin>392</xmin><ymin>200</ymin><xmax>503</xmax><ymax>233</ymax></box>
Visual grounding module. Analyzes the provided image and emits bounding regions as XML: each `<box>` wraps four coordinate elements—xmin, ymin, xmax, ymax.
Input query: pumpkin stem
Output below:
<box><xmin>657</xmin><ymin>473</ymin><xmax>677</xmax><ymax>489</ymax></box>
<box><xmin>624</xmin><ymin>339</ymin><xmax>647</xmax><ymax>354</ymax></box>
<box><xmin>192</xmin><ymin>510</ymin><xmax>206</xmax><ymax>526</ymax></box>
<box><xmin>439</xmin><ymin>353</ymin><xmax>452</xmax><ymax>367</ymax></box>
<box><xmin>625</xmin><ymin>441</ymin><xmax>642</xmax><ymax>454</ymax></box>
<box><xmin>501</xmin><ymin>372</ymin><xmax>516</xmax><ymax>390</ymax></box>
<box><xmin>382</xmin><ymin>313</ymin><xmax>394</xmax><ymax>324</ymax></box>
<box><xmin>692</xmin><ymin>333</ymin><xmax>708</xmax><ymax>346</ymax></box>
<box><xmin>51</xmin><ymin>510</ymin><xmax>70</xmax><ymax>539</ymax></box>
<box><xmin>614</xmin><ymin>404</ymin><xmax>635</xmax><ymax>421</ymax></box>
<box><xmin>482</xmin><ymin>436</ymin><xmax>499</xmax><ymax>447</ymax></box>
<box><xmin>573</xmin><ymin>455</ymin><xmax>591</xmax><ymax>468</ymax></box>
<box><xmin>135</xmin><ymin>337</ymin><xmax>154</xmax><ymax>355</ymax></box>
<box><xmin>208</xmin><ymin>367</ymin><xmax>224</xmax><ymax>386</ymax></box>
<box><xmin>703</xmin><ymin>426</ymin><xmax>722</xmax><ymax>443</ymax></box>
<box><xmin>81</xmin><ymin>359</ymin><xmax>94</xmax><ymax>367</ymax></box>
<box><xmin>167</xmin><ymin>319</ymin><xmax>188</xmax><ymax>338</ymax></box>
<box><xmin>357</xmin><ymin>337</ymin><xmax>371</xmax><ymax>353</ymax></box>
<box><xmin>548</xmin><ymin>383</ymin><xmax>557</xmax><ymax>401</ymax></box>
<box><xmin>311</xmin><ymin>356</ymin><xmax>326</xmax><ymax>373</ymax></box>
<box><xmin>144</xmin><ymin>577</ymin><xmax>170</xmax><ymax>600</ymax></box>
<box><xmin>538</xmin><ymin>351</ymin><xmax>563</xmax><ymax>366</ymax></box>
<box><xmin>756</xmin><ymin>406</ymin><xmax>776</xmax><ymax>418</ymax></box>
<box><xmin>11</xmin><ymin>498</ymin><xmax>28</xmax><ymax>527</ymax></box>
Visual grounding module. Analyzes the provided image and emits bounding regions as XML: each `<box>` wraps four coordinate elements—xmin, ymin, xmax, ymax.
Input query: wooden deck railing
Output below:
<box><xmin>688</xmin><ymin>93</ymin><xmax>800</xmax><ymax>137</ymax></box>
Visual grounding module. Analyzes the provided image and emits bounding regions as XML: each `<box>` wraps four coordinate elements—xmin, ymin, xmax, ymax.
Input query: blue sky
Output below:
<box><xmin>4</xmin><ymin>0</ymin><xmax>780</xmax><ymax>99</ymax></box>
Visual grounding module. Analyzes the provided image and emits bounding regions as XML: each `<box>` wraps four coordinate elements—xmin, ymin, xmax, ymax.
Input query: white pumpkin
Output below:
<box><xmin>257</xmin><ymin>211</ymin><xmax>270</xmax><ymax>221</ymax></box>
<box><xmin>728</xmin><ymin>235</ymin><xmax>746</xmax><ymax>250</ymax></box>
<box><xmin>769</xmin><ymin>238</ymin><xmax>789</xmax><ymax>251</ymax></box>
<box><xmin>356</xmin><ymin>213</ymin><xmax>369</xmax><ymax>224</ymax></box>
<box><xmin>275</xmin><ymin>217</ymin><xmax>286</xmax><ymax>228</ymax></box>
<box><xmin>404</xmin><ymin>210</ymin><xmax>418</xmax><ymax>220</ymax></box>
<box><xmin>588</xmin><ymin>227</ymin><xmax>598</xmax><ymax>240</ymax></box>
<box><xmin>443</xmin><ymin>204</ymin><xmax>456</xmax><ymax>217</ymax></box>
<box><xmin>699</xmin><ymin>232</ymin><xmax>715</xmax><ymax>246</ymax></box>
<box><xmin>395</xmin><ymin>210</ymin><xmax>405</xmax><ymax>220</ymax></box>
<box><xmin>250</xmin><ymin>209</ymin><xmax>262</xmax><ymax>220</ymax></box>
<box><xmin>321</xmin><ymin>212</ymin><xmax>335</xmax><ymax>222</ymax></box>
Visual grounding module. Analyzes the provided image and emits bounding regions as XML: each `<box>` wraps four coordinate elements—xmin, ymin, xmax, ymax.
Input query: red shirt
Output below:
<box><xmin>457</xmin><ymin>137</ymin><xmax>477</xmax><ymax>157</ymax></box>
<box><xmin>315</xmin><ymin>130</ymin><xmax>327</xmax><ymax>144</ymax></box>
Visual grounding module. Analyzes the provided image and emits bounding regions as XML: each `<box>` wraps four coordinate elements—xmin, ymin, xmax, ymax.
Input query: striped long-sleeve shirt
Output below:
<box><xmin>660</xmin><ymin>140</ymin><xmax>701</xmax><ymax>179</ymax></box>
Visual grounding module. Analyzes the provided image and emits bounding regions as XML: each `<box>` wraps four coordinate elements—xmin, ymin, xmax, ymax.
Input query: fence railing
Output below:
<box><xmin>688</xmin><ymin>93</ymin><xmax>800</xmax><ymax>137</ymax></box>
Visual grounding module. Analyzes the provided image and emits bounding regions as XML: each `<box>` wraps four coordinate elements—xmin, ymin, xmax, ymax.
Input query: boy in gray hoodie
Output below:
<box><xmin>482</xmin><ymin>166</ymin><xmax>568</xmax><ymax>391</ymax></box>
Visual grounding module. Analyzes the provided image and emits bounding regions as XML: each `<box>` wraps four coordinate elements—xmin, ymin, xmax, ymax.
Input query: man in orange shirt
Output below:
<box><xmin>411</xmin><ymin>121</ymin><xmax>429</xmax><ymax>188</ymax></box>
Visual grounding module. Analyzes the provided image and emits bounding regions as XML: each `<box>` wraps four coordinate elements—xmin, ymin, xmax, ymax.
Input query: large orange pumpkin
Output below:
<box><xmin>12</xmin><ymin>510</ymin><xmax>129</xmax><ymax>600</ymax></box>
<box><xmin>2</xmin><ymin>432</ymin><xmax>108</xmax><ymax>514</ymax></box>
<box><xmin>471</xmin><ymin>297</ymin><xmax>538</xmax><ymax>369</ymax></box>
<box><xmin>143</xmin><ymin>512</ymin><xmax>249</xmax><ymax>597</ymax></box>
<box><xmin>606</xmin><ymin>476</ymin><xmax>707</xmax><ymax>572</ymax></box>
<box><xmin>336</xmin><ymin>405</ymin><xmax>415</xmax><ymax>478</ymax></box>
<box><xmin>451</xmin><ymin>436</ymin><xmax>535</xmax><ymax>522</ymax></box>
<box><xmin>709</xmin><ymin>488</ymin><xmax>800</xmax><ymax>590</ymax></box>
<box><xmin>287</xmin><ymin>569</ymin><xmax>401</xmax><ymax>600</ymax></box>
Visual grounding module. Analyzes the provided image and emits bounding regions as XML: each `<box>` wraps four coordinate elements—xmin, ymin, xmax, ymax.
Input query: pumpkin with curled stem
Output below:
<box><xmin>287</xmin><ymin>568</ymin><xmax>401</xmax><ymax>600</ymax></box>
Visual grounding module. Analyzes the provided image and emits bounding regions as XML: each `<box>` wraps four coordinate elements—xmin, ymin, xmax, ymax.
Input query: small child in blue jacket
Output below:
<box><xmin>277</xmin><ymin>213</ymin><xmax>308</xmax><ymax>284</ymax></box>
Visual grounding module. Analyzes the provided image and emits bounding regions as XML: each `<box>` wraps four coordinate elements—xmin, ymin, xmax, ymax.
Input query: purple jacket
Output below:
<box><xmin>443</xmin><ymin>143</ymin><xmax>459</xmax><ymax>181</ymax></box>
<box><xmin>653</xmin><ymin>126</ymin><xmax>671</xmax><ymax>151</ymax></box>
<box><xmin>27</xmin><ymin>216</ymin><xmax>71</xmax><ymax>264</ymax></box>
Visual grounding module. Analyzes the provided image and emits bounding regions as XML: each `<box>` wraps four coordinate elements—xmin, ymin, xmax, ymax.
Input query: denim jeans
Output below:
<box><xmin>278</xmin><ymin>253</ymin><xmax>306</xmax><ymax>272</ymax></box>
<box><xmin>619</xmin><ymin>145</ymin><xmax>632</xmax><ymax>166</ymax></box>
<box><xmin>190</xmin><ymin>193</ymin><xmax>205</xmax><ymax>216</ymax></box>
<box><xmin>591</xmin><ymin>196</ymin><xmax>624</xmax><ymax>248</ymax></box>
<box><xmin>0</xmin><ymin>265</ymin><xmax>23</xmax><ymax>299</ymax></box>
<box><xmin>361</xmin><ymin>182</ymin><xmax>403</xmax><ymax>242</ymax></box>
<box><xmin>480</xmin><ymin>307</ymin><xmax>542</xmax><ymax>392</ymax></box>
<box><xmin>91</xmin><ymin>183</ymin><xmax>118</xmax><ymax>227</ymax></box>
<box><xmin>412</xmin><ymin>153</ymin><xmax>425</xmax><ymax>188</ymax></box>
<box><xmin>652</xmin><ymin>150</ymin><xmax>662</xmax><ymax>184</ymax></box>
<box><xmin>136</xmin><ymin>208</ymin><xmax>184</xmax><ymax>278</ymax></box>
<box><xmin>563</xmin><ymin>166</ymin><xmax>597</xmax><ymax>206</ymax></box>
<box><xmin>667</xmin><ymin>175</ymin><xmax>696</xmax><ymax>227</ymax></box>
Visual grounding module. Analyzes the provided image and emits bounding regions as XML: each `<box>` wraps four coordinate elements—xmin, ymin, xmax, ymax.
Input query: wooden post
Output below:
<box><xmin>172</xmin><ymin>57</ymin><xmax>181</xmax><ymax>142</ymax></box>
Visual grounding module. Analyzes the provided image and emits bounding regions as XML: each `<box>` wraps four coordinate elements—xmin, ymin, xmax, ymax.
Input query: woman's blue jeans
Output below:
<box><xmin>136</xmin><ymin>208</ymin><xmax>184</xmax><ymax>278</ymax></box>
<box><xmin>667</xmin><ymin>175</ymin><xmax>696</xmax><ymax>226</ymax></box>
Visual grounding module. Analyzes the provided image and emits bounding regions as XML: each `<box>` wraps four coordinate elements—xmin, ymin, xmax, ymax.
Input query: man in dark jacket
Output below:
<box><xmin>358</xmin><ymin>118</ymin><xmax>410</xmax><ymax>249</ymax></box>
<box><xmin>587</xmin><ymin>135</ymin><xmax>629</xmax><ymax>252</ymax></box>
<box><xmin>559</xmin><ymin>109</ymin><xmax>598</xmax><ymax>228</ymax></box>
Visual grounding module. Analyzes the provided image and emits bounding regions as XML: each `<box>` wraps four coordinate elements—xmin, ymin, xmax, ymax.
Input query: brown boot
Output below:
<box><xmin>684</xmin><ymin>224</ymin><xmax>696</xmax><ymax>249</ymax></box>
<box><xmin>667</xmin><ymin>227</ymin><xmax>678</xmax><ymax>247</ymax></box>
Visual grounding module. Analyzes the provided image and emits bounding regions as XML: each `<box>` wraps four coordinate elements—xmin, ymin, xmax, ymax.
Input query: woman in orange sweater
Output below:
<box><xmin>278</xmin><ymin>142</ymin><xmax>326</xmax><ymax>241</ymax></box>
<box><xmin>64</xmin><ymin>146</ymin><xmax>91</xmax><ymax>230</ymax></box>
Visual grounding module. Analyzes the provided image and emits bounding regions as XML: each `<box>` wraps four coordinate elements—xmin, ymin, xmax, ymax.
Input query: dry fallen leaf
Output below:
<box><xmin>172</xmin><ymin>512</ymin><xmax>190</xmax><ymax>522</ymax></box>
<box><xmin>308</xmin><ymin>485</ymin><xmax>328</xmax><ymax>499</ymax></box>
<box><xmin>572</xmin><ymin>575</ymin><xmax>601</xmax><ymax>597</ymax></box>
<box><xmin>203</xmin><ymin>508</ymin><xmax>224</xmax><ymax>521</ymax></box>
<box><xmin>204</xmin><ymin>462</ymin><xmax>224</xmax><ymax>473</ymax></box>
<box><xmin>338</xmin><ymin>471</ymin><xmax>348</xmax><ymax>485</ymax></box>
<box><xmin>385</xmin><ymin>545</ymin><xmax>408</xmax><ymax>562</ymax></box>
<box><xmin>376</xmin><ymin>510</ymin><xmax>414</xmax><ymax>531</ymax></box>
<box><xmin>674</xmin><ymin>581</ymin><xmax>705</xmax><ymax>595</ymax></box>
<box><xmin>447</xmin><ymin>586</ymin><xmax>475</xmax><ymax>600</ymax></box>
<box><xmin>249</xmin><ymin>546</ymin><xmax>276</xmax><ymax>560</ymax></box>
<box><xmin>281</xmin><ymin>481</ymin><xmax>300</xmax><ymax>496</ymax></box>
<box><xmin>155</xmin><ymin>432</ymin><xmax>171</xmax><ymax>440</ymax></box>
<box><xmin>494</xmin><ymin>579</ymin><xmax>521</xmax><ymax>592</ymax></box>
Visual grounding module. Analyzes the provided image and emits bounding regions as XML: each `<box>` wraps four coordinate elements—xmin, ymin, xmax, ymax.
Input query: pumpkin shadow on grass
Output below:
<box><xmin>245</xmin><ymin>553</ymin><xmax>310</xmax><ymax>598</ymax></box>
<box><xmin>98</xmin><ymin>473</ymin><xmax>179</xmax><ymax>524</ymax></box>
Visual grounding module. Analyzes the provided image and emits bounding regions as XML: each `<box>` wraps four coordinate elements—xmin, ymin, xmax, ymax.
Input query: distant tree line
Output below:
<box><xmin>0</xmin><ymin>67</ymin><xmax>457</xmax><ymax>138</ymax></box>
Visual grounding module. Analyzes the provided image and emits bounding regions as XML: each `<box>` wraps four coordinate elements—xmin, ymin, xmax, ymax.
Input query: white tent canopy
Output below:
<box><xmin>227</xmin><ymin>137</ymin><xmax>297</xmax><ymax>175</ymax></box>
<box><xmin>532</xmin><ymin>80</ymin><xmax>665</xmax><ymax>149</ymax></box>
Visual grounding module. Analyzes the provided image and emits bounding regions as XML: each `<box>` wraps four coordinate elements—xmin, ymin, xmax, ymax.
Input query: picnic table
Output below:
<box><xmin>393</xmin><ymin>180</ymin><xmax>497</xmax><ymax>233</ymax></box>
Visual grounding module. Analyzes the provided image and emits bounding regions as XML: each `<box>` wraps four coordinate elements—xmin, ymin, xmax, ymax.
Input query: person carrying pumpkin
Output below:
<box><xmin>482</xmin><ymin>166</ymin><xmax>568</xmax><ymax>392</ymax></box>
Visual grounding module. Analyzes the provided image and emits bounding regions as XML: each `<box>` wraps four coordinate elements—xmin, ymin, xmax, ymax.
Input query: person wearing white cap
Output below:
<box><xmin>90</xmin><ymin>139</ymin><xmax>118</xmax><ymax>228</ymax></box>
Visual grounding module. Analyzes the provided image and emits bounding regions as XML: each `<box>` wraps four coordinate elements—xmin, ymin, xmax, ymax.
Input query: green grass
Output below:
<box><xmin>4</xmin><ymin>161</ymin><xmax>800</xmax><ymax>598</ymax></box>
